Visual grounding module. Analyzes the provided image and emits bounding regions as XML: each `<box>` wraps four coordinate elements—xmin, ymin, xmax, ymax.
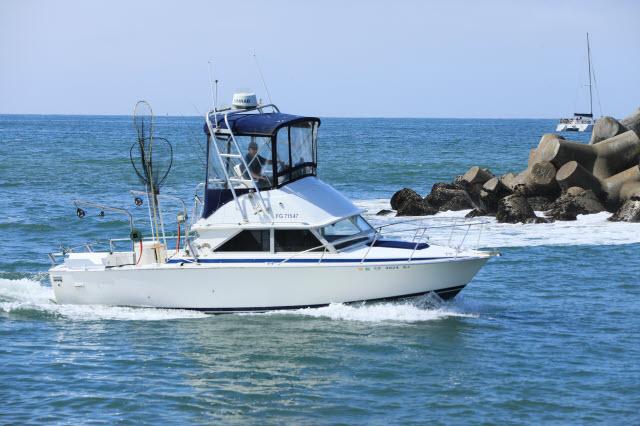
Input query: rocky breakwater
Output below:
<box><xmin>388</xmin><ymin>107</ymin><xmax>640</xmax><ymax>223</ymax></box>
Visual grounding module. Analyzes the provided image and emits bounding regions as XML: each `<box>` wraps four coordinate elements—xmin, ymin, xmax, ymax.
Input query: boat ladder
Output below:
<box><xmin>205</xmin><ymin>112</ymin><xmax>272</xmax><ymax>222</ymax></box>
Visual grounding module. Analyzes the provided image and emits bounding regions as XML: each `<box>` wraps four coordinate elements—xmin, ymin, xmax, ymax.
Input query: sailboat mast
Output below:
<box><xmin>587</xmin><ymin>32</ymin><xmax>593</xmax><ymax>117</ymax></box>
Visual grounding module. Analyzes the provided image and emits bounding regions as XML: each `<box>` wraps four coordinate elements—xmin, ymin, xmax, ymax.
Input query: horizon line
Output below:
<box><xmin>0</xmin><ymin>112</ymin><xmax>568</xmax><ymax>120</ymax></box>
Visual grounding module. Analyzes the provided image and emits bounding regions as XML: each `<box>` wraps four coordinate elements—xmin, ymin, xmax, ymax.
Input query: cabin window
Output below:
<box><xmin>320</xmin><ymin>216</ymin><xmax>373</xmax><ymax>247</ymax></box>
<box><xmin>274</xmin><ymin>229</ymin><xmax>323</xmax><ymax>252</ymax></box>
<box><xmin>216</xmin><ymin>230</ymin><xmax>270</xmax><ymax>252</ymax></box>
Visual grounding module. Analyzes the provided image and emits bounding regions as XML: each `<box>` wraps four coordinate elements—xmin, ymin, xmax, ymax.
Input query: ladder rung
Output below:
<box><xmin>219</xmin><ymin>153</ymin><xmax>242</xmax><ymax>158</ymax></box>
<box><xmin>229</xmin><ymin>178</ymin><xmax>254</xmax><ymax>187</ymax></box>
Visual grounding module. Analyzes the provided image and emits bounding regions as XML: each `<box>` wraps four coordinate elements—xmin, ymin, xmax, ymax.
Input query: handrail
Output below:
<box><xmin>130</xmin><ymin>191</ymin><xmax>187</xmax><ymax>219</ymax></box>
<box><xmin>371</xmin><ymin>223</ymin><xmax>484</xmax><ymax>235</ymax></box>
<box><xmin>408</xmin><ymin>228</ymin><xmax>428</xmax><ymax>262</ymax></box>
<box><xmin>447</xmin><ymin>218</ymin><xmax>458</xmax><ymax>248</ymax></box>
<box><xmin>109</xmin><ymin>234</ymin><xmax>182</xmax><ymax>243</ymax></box>
<box><xmin>272</xmin><ymin>218</ymin><xmax>489</xmax><ymax>267</ymax></box>
<box><xmin>360</xmin><ymin>231</ymin><xmax>380</xmax><ymax>264</ymax></box>
<box><xmin>277</xmin><ymin>243</ymin><xmax>328</xmax><ymax>266</ymax></box>
<box><xmin>374</xmin><ymin>217</ymin><xmax>490</xmax><ymax>230</ymax></box>
<box><xmin>130</xmin><ymin>190</ymin><xmax>189</xmax><ymax>241</ymax></box>
<box><xmin>222</xmin><ymin>111</ymin><xmax>273</xmax><ymax>221</ymax></box>
<box><xmin>208</xmin><ymin>104</ymin><xmax>280</xmax><ymax>124</ymax></box>
<box><xmin>73</xmin><ymin>200</ymin><xmax>135</xmax><ymax>252</ymax></box>
<box><xmin>457</xmin><ymin>223</ymin><xmax>473</xmax><ymax>253</ymax></box>
<box><xmin>357</xmin><ymin>218</ymin><xmax>488</xmax><ymax>264</ymax></box>
<box><xmin>191</xmin><ymin>182</ymin><xmax>205</xmax><ymax>225</ymax></box>
<box><xmin>50</xmin><ymin>213</ymin><xmax>488</xmax><ymax>267</ymax></box>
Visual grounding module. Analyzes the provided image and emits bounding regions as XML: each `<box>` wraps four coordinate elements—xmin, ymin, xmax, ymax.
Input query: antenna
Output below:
<box><xmin>586</xmin><ymin>33</ymin><xmax>593</xmax><ymax>117</ymax></box>
<box><xmin>208</xmin><ymin>60</ymin><xmax>220</xmax><ymax>128</ymax></box>
<box><xmin>214</xmin><ymin>79</ymin><xmax>219</xmax><ymax>109</ymax></box>
<box><xmin>207</xmin><ymin>60</ymin><xmax>215</xmax><ymax>109</ymax></box>
<box><xmin>252</xmin><ymin>52</ymin><xmax>273</xmax><ymax>105</ymax></box>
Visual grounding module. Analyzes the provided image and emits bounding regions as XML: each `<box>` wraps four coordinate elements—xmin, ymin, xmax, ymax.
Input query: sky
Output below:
<box><xmin>1</xmin><ymin>0</ymin><xmax>639</xmax><ymax>118</ymax></box>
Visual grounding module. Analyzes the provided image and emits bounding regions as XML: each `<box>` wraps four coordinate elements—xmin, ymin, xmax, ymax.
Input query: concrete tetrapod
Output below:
<box><xmin>462</xmin><ymin>166</ymin><xmax>494</xmax><ymax>185</ymax></box>
<box><xmin>555</xmin><ymin>161</ymin><xmax>603</xmax><ymax>195</ymax></box>
<box><xmin>507</xmin><ymin>161</ymin><xmax>558</xmax><ymax>198</ymax></box>
<box><xmin>556</xmin><ymin>162</ymin><xmax>640</xmax><ymax>208</ymax></box>
<box><xmin>479</xmin><ymin>177</ymin><xmax>512</xmax><ymax>213</ymax></box>
<box><xmin>590</xmin><ymin>116</ymin><xmax>627</xmax><ymax>145</ymax></box>
<box><xmin>620</xmin><ymin>107</ymin><xmax>640</xmax><ymax>137</ymax></box>
<box><xmin>528</xmin><ymin>161</ymin><xmax>559</xmax><ymax>195</ymax></box>
<box><xmin>499</xmin><ymin>172</ymin><xmax>518</xmax><ymax>191</ymax></box>
<box><xmin>537</xmin><ymin>130</ymin><xmax>640</xmax><ymax>179</ymax></box>
<box><xmin>528</xmin><ymin>133</ymin><xmax>565</xmax><ymax>168</ymax></box>
<box><xmin>601</xmin><ymin>165</ymin><xmax>640</xmax><ymax>207</ymax></box>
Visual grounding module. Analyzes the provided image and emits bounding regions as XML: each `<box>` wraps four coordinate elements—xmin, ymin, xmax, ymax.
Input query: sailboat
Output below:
<box><xmin>556</xmin><ymin>33</ymin><xmax>596</xmax><ymax>133</ymax></box>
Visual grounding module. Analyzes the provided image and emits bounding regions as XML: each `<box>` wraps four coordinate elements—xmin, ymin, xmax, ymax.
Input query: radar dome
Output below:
<box><xmin>232</xmin><ymin>92</ymin><xmax>258</xmax><ymax>109</ymax></box>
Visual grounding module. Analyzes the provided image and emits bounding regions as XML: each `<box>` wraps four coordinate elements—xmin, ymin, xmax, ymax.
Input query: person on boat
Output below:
<box><xmin>244</xmin><ymin>141</ymin><xmax>281</xmax><ymax>185</ymax></box>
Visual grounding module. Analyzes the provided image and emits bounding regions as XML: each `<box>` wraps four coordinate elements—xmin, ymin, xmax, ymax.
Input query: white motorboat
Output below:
<box><xmin>49</xmin><ymin>94</ymin><xmax>494</xmax><ymax>313</ymax></box>
<box><xmin>556</xmin><ymin>33</ymin><xmax>597</xmax><ymax>133</ymax></box>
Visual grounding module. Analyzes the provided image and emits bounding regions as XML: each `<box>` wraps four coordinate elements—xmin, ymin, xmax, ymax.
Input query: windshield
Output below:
<box><xmin>320</xmin><ymin>216</ymin><xmax>373</xmax><ymax>247</ymax></box>
<box><xmin>205</xmin><ymin>117</ymin><xmax>319</xmax><ymax>192</ymax></box>
<box><xmin>276</xmin><ymin>121</ymin><xmax>318</xmax><ymax>186</ymax></box>
<box><xmin>207</xmin><ymin>134</ymin><xmax>274</xmax><ymax>189</ymax></box>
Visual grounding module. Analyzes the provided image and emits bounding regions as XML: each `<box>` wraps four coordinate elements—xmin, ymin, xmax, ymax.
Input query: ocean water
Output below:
<box><xmin>1</xmin><ymin>115</ymin><xmax>639</xmax><ymax>424</ymax></box>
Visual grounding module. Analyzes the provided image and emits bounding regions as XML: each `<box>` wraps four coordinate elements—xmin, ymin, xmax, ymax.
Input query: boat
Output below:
<box><xmin>48</xmin><ymin>93</ymin><xmax>494</xmax><ymax>313</ymax></box>
<box><xmin>556</xmin><ymin>33</ymin><xmax>596</xmax><ymax>133</ymax></box>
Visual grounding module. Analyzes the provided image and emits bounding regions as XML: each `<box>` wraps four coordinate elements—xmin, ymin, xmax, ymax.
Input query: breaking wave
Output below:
<box><xmin>267</xmin><ymin>298</ymin><xmax>477</xmax><ymax>323</ymax></box>
<box><xmin>357</xmin><ymin>199</ymin><xmax>640</xmax><ymax>248</ymax></box>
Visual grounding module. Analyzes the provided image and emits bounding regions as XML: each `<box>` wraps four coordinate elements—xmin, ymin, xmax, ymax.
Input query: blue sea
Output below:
<box><xmin>1</xmin><ymin>115</ymin><xmax>639</xmax><ymax>424</ymax></box>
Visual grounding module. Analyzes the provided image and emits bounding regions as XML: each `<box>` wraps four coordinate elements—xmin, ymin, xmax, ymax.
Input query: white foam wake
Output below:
<box><xmin>1</xmin><ymin>278</ymin><xmax>467</xmax><ymax>323</ymax></box>
<box><xmin>269</xmin><ymin>301</ymin><xmax>476</xmax><ymax>323</ymax></box>
<box><xmin>0</xmin><ymin>278</ymin><xmax>208</xmax><ymax>321</ymax></box>
<box><xmin>357</xmin><ymin>199</ymin><xmax>640</xmax><ymax>248</ymax></box>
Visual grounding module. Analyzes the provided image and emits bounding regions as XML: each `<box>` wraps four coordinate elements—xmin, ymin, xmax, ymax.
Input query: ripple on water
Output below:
<box><xmin>2</xmin><ymin>117</ymin><xmax>640</xmax><ymax>423</ymax></box>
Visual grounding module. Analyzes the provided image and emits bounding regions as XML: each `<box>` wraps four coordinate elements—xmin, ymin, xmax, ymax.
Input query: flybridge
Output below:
<box><xmin>202</xmin><ymin>95</ymin><xmax>321</xmax><ymax>219</ymax></box>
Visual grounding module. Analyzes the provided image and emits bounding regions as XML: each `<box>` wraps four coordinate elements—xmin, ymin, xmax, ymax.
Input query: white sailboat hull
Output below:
<box><xmin>50</xmin><ymin>256</ymin><xmax>490</xmax><ymax>312</ymax></box>
<box><xmin>556</xmin><ymin>122</ymin><xmax>593</xmax><ymax>132</ymax></box>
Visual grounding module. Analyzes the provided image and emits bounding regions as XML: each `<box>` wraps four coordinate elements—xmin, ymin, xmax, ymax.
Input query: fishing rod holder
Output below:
<box><xmin>73</xmin><ymin>199</ymin><xmax>136</xmax><ymax>252</ymax></box>
<box><xmin>129</xmin><ymin>190</ymin><xmax>190</xmax><ymax>240</ymax></box>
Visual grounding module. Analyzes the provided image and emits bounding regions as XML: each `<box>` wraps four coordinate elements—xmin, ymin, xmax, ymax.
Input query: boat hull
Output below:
<box><xmin>556</xmin><ymin>123</ymin><xmax>593</xmax><ymax>132</ymax></box>
<box><xmin>50</xmin><ymin>256</ymin><xmax>489</xmax><ymax>313</ymax></box>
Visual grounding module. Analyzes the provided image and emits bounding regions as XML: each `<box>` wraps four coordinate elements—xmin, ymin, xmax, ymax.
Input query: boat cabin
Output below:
<box><xmin>203</xmin><ymin>108</ymin><xmax>320</xmax><ymax>218</ymax></box>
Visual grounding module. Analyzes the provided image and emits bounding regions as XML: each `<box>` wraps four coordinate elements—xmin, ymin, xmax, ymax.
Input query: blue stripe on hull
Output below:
<box><xmin>167</xmin><ymin>256</ymin><xmax>455</xmax><ymax>264</ymax></box>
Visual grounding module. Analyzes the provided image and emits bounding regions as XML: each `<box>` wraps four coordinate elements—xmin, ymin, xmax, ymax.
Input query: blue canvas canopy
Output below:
<box><xmin>204</xmin><ymin>112</ymin><xmax>320</xmax><ymax>136</ymax></box>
